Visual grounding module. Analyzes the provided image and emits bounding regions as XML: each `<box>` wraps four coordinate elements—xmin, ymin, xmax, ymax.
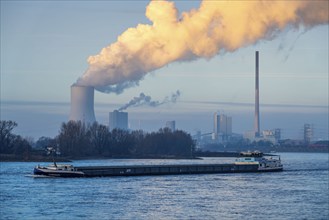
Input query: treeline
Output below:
<box><xmin>0</xmin><ymin>121</ymin><xmax>32</xmax><ymax>157</ymax></box>
<box><xmin>0</xmin><ymin>120</ymin><xmax>196</xmax><ymax>159</ymax></box>
<box><xmin>200</xmin><ymin>138</ymin><xmax>329</xmax><ymax>153</ymax></box>
<box><xmin>201</xmin><ymin>139</ymin><xmax>275</xmax><ymax>152</ymax></box>
<box><xmin>56</xmin><ymin>121</ymin><xmax>195</xmax><ymax>158</ymax></box>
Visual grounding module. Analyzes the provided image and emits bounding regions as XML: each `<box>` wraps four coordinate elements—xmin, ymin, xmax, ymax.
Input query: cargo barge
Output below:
<box><xmin>33</xmin><ymin>151</ymin><xmax>283</xmax><ymax>177</ymax></box>
<box><xmin>76</xmin><ymin>163</ymin><xmax>261</xmax><ymax>177</ymax></box>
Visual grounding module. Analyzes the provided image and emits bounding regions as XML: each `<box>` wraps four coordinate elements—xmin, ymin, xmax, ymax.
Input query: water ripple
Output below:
<box><xmin>0</xmin><ymin>153</ymin><xmax>328</xmax><ymax>219</ymax></box>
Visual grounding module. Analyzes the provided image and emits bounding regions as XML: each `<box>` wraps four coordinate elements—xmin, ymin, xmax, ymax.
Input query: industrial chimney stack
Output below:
<box><xmin>69</xmin><ymin>85</ymin><xmax>96</xmax><ymax>124</ymax></box>
<box><xmin>254</xmin><ymin>51</ymin><xmax>260</xmax><ymax>137</ymax></box>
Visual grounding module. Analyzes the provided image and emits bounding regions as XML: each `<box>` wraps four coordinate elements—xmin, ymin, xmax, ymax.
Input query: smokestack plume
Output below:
<box><xmin>255</xmin><ymin>51</ymin><xmax>260</xmax><ymax>137</ymax></box>
<box><xmin>69</xmin><ymin>85</ymin><xmax>96</xmax><ymax>124</ymax></box>
<box><xmin>75</xmin><ymin>1</ymin><xmax>328</xmax><ymax>93</ymax></box>
<box><xmin>118</xmin><ymin>90</ymin><xmax>180</xmax><ymax>111</ymax></box>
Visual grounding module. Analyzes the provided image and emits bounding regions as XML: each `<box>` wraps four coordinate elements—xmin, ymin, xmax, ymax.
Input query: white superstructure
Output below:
<box><xmin>235</xmin><ymin>151</ymin><xmax>283</xmax><ymax>171</ymax></box>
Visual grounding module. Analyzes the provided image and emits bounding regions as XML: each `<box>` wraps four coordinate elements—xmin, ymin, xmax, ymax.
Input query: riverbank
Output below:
<box><xmin>0</xmin><ymin>154</ymin><xmax>199</xmax><ymax>162</ymax></box>
<box><xmin>2</xmin><ymin>150</ymin><xmax>326</xmax><ymax>162</ymax></box>
<box><xmin>0</xmin><ymin>154</ymin><xmax>72</xmax><ymax>162</ymax></box>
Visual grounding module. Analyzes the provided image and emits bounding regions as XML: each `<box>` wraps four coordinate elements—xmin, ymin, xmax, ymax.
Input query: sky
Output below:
<box><xmin>1</xmin><ymin>0</ymin><xmax>328</xmax><ymax>141</ymax></box>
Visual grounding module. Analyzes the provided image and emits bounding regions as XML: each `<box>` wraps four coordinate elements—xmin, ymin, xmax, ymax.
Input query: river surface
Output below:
<box><xmin>0</xmin><ymin>153</ymin><xmax>328</xmax><ymax>220</ymax></box>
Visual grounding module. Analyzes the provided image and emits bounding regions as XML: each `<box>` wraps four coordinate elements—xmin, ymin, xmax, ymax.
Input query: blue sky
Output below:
<box><xmin>1</xmin><ymin>1</ymin><xmax>328</xmax><ymax>140</ymax></box>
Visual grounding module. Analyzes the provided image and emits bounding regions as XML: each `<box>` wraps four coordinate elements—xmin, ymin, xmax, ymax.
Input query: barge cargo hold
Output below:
<box><xmin>76</xmin><ymin>163</ymin><xmax>262</xmax><ymax>177</ymax></box>
<box><xmin>33</xmin><ymin>151</ymin><xmax>283</xmax><ymax>177</ymax></box>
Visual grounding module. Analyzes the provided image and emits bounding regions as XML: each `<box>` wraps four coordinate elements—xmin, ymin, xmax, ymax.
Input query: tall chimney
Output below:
<box><xmin>254</xmin><ymin>51</ymin><xmax>260</xmax><ymax>137</ymax></box>
<box><xmin>69</xmin><ymin>85</ymin><xmax>96</xmax><ymax>124</ymax></box>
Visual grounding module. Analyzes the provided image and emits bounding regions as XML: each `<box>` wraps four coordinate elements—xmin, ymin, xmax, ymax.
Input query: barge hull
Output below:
<box><xmin>76</xmin><ymin>164</ymin><xmax>262</xmax><ymax>177</ymax></box>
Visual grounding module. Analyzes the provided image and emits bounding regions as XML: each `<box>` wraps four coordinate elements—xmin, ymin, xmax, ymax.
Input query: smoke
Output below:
<box><xmin>118</xmin><ymin>90</ymin><xmax>180</xmax><ymax>111</ymax></box>
<box><xmin>279</xmin><ymin>29</ymin><xmax>308</xmax><ymax>62</ymax></box>
<box><xmin>76</xmin><ymin>0</ymin><xmax>328</xmax><ymax>93</ymax></box>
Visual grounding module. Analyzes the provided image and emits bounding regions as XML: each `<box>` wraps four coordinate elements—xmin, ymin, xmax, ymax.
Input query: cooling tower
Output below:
<box><xmin>69</xmin><ymin>85</ymin><xmax>96</xmax><ymax>124</ymax></box>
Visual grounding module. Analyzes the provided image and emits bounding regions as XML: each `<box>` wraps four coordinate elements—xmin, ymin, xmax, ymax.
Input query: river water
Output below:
<box><xmin>0</xmin><ymin>153</ymin><xmax>328</xmax><ymax>220</ymax></box>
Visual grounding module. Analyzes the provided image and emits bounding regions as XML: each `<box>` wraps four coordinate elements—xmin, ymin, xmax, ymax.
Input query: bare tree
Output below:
<box><xmin>0</xmin><ymin>120</ymin><xmax>18</xmax><ymax>153</ymax></box>
<box><xmin>89</xmin><ymin>122</ymin><xmax>110</xmax><ymax>155</ymax></box>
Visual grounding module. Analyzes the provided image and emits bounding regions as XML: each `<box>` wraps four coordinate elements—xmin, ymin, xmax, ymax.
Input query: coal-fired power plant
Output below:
<box><xmin>69</xmin><ymin>85</ymin><xmax>96</xmax><ymax>124</ymax></box>
<box><xmin>254</xmin><ymin>51</ymin><xmax>260</xmax><ymax>137</ymax></box>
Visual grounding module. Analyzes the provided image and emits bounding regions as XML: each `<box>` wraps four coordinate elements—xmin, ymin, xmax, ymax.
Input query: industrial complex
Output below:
<box><xmin>68</xmin><ymin>51</ymin><xmax>316</xmax><ymax>149</ymax></box>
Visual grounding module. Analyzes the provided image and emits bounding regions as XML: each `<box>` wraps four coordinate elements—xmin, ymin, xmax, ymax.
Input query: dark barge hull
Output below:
<box><xmin>75</xmin><ymin>163</ymin><xmax>275</xmax><ymax>177</ymax></box>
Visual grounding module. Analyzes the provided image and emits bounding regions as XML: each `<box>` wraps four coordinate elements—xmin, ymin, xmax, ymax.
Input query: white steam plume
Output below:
<box><xmin>118</xmin><ymin>90</ymin><xmax>180</xmax><ymax>111</ymax></box>
<box><xmin>76</xmin><ymin>0</ymin><xmax>329</xmax><ymax>93</ymax></box>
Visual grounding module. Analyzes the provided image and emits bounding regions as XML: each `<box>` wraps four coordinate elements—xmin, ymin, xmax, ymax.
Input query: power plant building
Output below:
<box><xmin>165</xmin><ymin>121</ymin><xmax>176</xmax><ymax>131</ymax></box>
<box><xmin>213</xmin><ymin>112</ymin><xmax>232</xmax><ymax>142</ymax></box>
<box><xmin>304</xmin><ymin>124</ymin><xmax>313</xmax><ymax>144</ymax></box>
<box><xmin>244</xmin><ymin>128</ymin><xmax>281</xmax><ymax>144</ymax></box>
<box><xmin>109</xmin><ymin>110</ymin><xmax>128</xmax><ymax>131</ymax></box>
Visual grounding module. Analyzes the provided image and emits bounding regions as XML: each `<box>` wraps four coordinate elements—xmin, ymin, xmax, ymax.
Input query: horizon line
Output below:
<box><xmin>1</xmin><ymin>99</ymin><xmax>328</xmax><ymax>110</ymax></box>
